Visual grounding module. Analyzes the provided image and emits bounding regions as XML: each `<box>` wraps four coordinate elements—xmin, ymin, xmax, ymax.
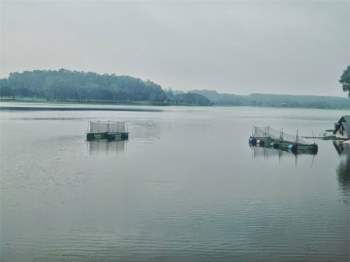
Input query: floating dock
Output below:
<box><xmin>86</xmin><ymin>121</ymin><xmax>129</xmax><ymax>141</ymax></box>
<box><xmin>249</xmin><ymin>126</ymin><xmax>318</xmax><ymax>155</ymax></box>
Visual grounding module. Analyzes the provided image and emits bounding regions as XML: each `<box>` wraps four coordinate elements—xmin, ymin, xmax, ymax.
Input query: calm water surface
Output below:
<box><xmin>0</xmin><ymin>104</ymin><xmax>349</xmax><ymax>261</ymax></box>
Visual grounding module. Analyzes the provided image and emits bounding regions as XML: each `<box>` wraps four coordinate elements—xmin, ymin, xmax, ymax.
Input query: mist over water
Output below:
<box><xmin>1</xmin><ymin>105</ymin><xmax>349</xmax><ymax>261</ymax></box>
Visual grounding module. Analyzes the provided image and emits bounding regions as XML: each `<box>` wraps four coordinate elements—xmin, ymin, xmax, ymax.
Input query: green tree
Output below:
<box><xmin>0</xmin><ymin>69</ymin><xmax>211</xmax><ymax>106</ymax></box>
<box><xmin>340</xmin><ymin>65</ymin><xmax>350</xmax><ymax>96</ymax></box>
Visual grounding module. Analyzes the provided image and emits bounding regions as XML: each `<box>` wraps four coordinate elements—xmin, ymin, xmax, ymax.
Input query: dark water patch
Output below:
<box><xmin>336</xmin><ymin>153</ymin><xmax>350</xmax><ymax>198</ymax></box>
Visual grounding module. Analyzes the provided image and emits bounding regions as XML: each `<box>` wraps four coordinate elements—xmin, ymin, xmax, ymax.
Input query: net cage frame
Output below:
<box><xmin>88</xmin><ymin>121</ymin><xmax>127</xmax><ymax>133</ymax></box>
<box><xmin>252</xmin><ymin>126</ymin><xmax>307</xmax><ymax>144</ymax></box>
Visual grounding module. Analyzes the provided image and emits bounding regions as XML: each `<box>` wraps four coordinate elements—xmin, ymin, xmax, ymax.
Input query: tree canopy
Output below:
<box><xmin>0</xmin><ymin>69</ymin><xmax>211</xmax><ymax>106</ymax></box>
<box><xmin>192</xmin><ymin>90</ymin><xmax>350</xmax><ymax>109</ymax></box>
<box><xmin>0</xmin><ymin>69</ymin><xmax>166</xmax><ymax>102</ymax></box>
<box><xmin>340</xmin><ymin>65</ymin><xmax>350</xmax><ymax>96</ymax></box>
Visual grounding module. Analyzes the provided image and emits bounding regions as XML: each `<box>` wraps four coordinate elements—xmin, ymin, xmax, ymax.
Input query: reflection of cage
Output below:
<box><xmin>252</xmin><ymin>146</ymin><xmax>285</xmax><ymax>159</ymax></box>
<box><xmin>89</xmin><ymin>121</ymin><xmax>126</xmax><ymax>133</ymax></box>
<box><xmin>88</xmin><ymin>140</ymin><xmax>126</xmax><ymax>154</ymax></box>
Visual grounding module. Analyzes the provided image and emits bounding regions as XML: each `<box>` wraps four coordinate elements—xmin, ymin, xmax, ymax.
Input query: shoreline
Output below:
<box><xmin>1</xmin><ymin>98</ymin><xmax>350</xmax><ymax>111</ymax></box>
<box><xmin>0</xmin><ymin>106</ymin><xmax>163</xmax><ymax>112</ymax></box>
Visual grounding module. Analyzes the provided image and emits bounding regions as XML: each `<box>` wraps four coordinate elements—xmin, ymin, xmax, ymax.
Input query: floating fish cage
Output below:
<box><xmin>249</xmin><ymin>126</ymin><xmax>318</xmax><ymax>155</ymax></box>
<box><xmin>86</xmin><ymin>121</ymin><xmax>129</xmax><ymax>141</ymax></box>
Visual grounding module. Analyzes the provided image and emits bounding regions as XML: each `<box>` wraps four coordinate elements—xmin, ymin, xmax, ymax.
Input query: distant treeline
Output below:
<box><xmin>0</xmin><ymin>69</ymin><xmax>212</xmax><ymax>106</ymax></box>
<box><xmin>192</xmin><ymin>90</ymin><xmax>350</xmax><ymax>109</ymax></box>
<box><xmin>1</xmin><ymin>69</ymin><xmax>350</xmax><ymax>109</ymax></box>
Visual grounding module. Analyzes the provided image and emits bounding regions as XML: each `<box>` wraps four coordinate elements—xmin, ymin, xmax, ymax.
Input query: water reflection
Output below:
<box><xmin>250</xmin><ymin>145</ymin><xmax>317</xmax><ymax>167</ymax></box>
<box><xmin>333</xmin><ymin>142</ymin><xmax>350</xmax><ymax>195</ymax></box>
<box><xmin>251</xmin><ymin>144</ymin><xmax>316</xmax><ymax>158</ymax></box>
<box><xmin>251</xmin><ymin>146</ymin><xmax>285</xmax><ymax>159</ymax></box>
<box><xmin>88</xmin><ymin>140</ymin><xmax>127</xmax><ymax>154</ymax></box>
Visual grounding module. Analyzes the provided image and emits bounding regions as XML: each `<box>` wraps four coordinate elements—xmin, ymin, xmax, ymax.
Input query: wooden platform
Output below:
<box><xmin>249</xmin><ymin>136</ymin><xmax>318</xmax><ymax>155</ymax></box>
<box><xmin>86</xmin><ymin>132</ymin><xmax>129</xmax><ymax>141</ymax></box>
<box><xmin>86</xmin><ymin>120</ymin><xmax>128</xmax><ymax>141</ymax></box>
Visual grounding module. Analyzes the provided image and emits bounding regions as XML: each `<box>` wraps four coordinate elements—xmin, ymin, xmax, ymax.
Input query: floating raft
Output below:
<box><xmin>249</xmin><ymin>126</ymin><xmax>318</xmax><ymax>155</ymax></box>
<box><xmin>86</xmin><ymin>121</ymin><xmax>129</xmax><ymax>141</ymax></box>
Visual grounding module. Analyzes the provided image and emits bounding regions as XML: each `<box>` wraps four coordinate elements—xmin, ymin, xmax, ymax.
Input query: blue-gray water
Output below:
<box><xmin>0</xmin><ymin>104</ymin><xmax>349</xmax><ymax>262</ymax></box>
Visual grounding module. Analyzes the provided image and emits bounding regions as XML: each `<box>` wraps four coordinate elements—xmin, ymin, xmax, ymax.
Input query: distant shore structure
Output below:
<box><xmin>334</xmin><ymin>116</ymin><xmax>350</xmax><ymax>139</ymax></box>
<box><xmin>86</xmin><ymin>121</ymin><xmax>129</xmax><ymax>141</ymax></box>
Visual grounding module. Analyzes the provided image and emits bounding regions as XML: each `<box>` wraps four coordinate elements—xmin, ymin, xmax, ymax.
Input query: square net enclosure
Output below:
<box><xmin>88</xmin><ymin>121</ymin><xmax>126</xmax><ymax>133</ymax></box>
<box><xmin>252</xmin><ymin>126</ymin><xmax>307</xmax><ymax>144</ymax></box>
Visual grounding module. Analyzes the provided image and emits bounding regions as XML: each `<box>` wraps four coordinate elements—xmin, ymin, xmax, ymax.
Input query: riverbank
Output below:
<box><xmin>2</xmin><ymin>97</ymin><xmax>350</xmax><ymax>111</ymax></box>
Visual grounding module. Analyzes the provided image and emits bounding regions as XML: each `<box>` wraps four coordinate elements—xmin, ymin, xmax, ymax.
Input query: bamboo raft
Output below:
<box><xmin>249</xmin><ymin>126</ymin><xmax>318</xmax><ymax>155</ymax></box>
<box><xmin>86</xmin><ymin>121</ymin><xmax>129</xmax><ymax>141</ymax></box>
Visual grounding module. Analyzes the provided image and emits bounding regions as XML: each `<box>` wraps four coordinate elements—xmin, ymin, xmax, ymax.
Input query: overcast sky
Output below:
<box><xmin>0</xmin><ymin>0</ymin><xmax>349</xmax><ymax>96</ymax></box>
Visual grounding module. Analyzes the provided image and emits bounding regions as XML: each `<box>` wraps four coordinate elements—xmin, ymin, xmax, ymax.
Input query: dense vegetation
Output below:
<box><xmin>164</xmin><ymin>89</ymin><xmax>212</xmax><ymax>106</ymax></box>
<box><xmin>340</xmin><ymin>65</ymin><xmax>350</xmax><ymax>96</ymax></box>
<box><xmin>193</xmin><ymin>90</ymin><xmax>350</xmax><ymax>109</ymax></box>
<box><xmin>0</xmin><ymin>69</ymin><xmax>211</xmax><ymax>106</ymax></box>
<box><xmin>1</xmin><ymin>68</ymin><xmax>350</xmax><ymax>108</ymax></box>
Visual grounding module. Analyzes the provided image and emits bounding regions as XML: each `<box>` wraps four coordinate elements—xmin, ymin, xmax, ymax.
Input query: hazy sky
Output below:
<box><xmin>0</xmin><ymin>0</ymin><xmax>349</xmax><ymax>96</ymax></box>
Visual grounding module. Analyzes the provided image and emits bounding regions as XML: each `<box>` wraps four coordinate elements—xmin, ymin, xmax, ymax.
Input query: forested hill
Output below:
<box><xmin>0</xmin><ymin>69</ymin><xmax>212</xmax><ymax>106</ymax></box>
<box><xmin>192</xmin><ymin>90</ymin><xmax>350</xmax><ymax>109</ymax></box>
<box><xmin>1</xmin><ymin>69</ymin><xmax>349</xmax><ymax>109</ymax></box>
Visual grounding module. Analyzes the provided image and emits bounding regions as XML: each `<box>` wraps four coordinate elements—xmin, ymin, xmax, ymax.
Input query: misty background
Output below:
<box><xmin>0</xmin><ymin>0</ymin><xmax>349</xmax><ymax>96</ymax></box>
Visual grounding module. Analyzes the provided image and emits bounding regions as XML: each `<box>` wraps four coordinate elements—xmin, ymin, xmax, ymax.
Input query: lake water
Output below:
<box><xmin>0</xmin><ymin>104</ymin><xmax>349</xmax><ymax>262</ymax></box>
